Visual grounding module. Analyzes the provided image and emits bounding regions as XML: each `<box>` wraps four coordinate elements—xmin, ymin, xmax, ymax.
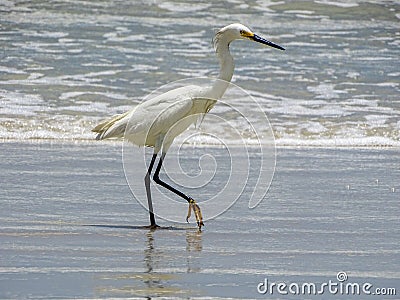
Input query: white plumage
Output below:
<box><xmin>93</xmin><ymin>85</ymin><xmax>215</xmax><ymax>152</ymax></box>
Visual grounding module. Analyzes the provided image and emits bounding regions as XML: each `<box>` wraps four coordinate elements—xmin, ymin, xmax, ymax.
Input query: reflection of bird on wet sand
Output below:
<box><xmin>95</xmin><ymin>228</ymin><xmax>203</xmax><ymax>297</ymax></box>
<box><xmin>144</xmin><ymin>230</ymin><xmax>157</xmax><ymax>274</ymax></box>
<box><xmin>186</xmin><ymin>230</ymin><xmax>203</xmax><ymax>273</ymax></box>
<box><xmin>141</xmin><ymin>229</ymin><xmax>203</xmax><ymax>296</ymax></box>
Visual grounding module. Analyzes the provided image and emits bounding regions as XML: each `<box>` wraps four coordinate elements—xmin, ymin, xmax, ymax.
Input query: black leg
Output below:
<box><xmin>153</xmin><ymin>153</ymin><xmax>192</xmax><ymax>203</ymax></box>
<box><xmin>152</xmin><ymin>152</ymin><xmax>204</xmax><ymax>230</ymax></box>
<box><xmin>145</xmin><ymin>153</ymin><xmax>158</xmax><ymax>227</ymax></box>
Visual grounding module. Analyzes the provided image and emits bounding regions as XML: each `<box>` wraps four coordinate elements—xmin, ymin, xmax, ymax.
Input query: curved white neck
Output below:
<box><xmin>211</xmin><ymin>40</ymin><xmax>234</xmax><ymax>99</ymax></box>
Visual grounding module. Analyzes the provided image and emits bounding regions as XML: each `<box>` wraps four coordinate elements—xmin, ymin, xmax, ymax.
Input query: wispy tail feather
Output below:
<box><xmin>92</xmin><ymin>112</ymin><xmax>129</xmax><ymax>140</ymax></box>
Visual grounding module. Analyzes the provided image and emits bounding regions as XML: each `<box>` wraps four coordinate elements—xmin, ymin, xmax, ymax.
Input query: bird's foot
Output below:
<box><xmin>144</xmin><ymin>224</ymin><xmax>160</xmax><ymax>230</ymax></box>
<box><xmin>186</xmin><ymin>198</ymin><xmax>204</xmax><ymax>231</ymax></box>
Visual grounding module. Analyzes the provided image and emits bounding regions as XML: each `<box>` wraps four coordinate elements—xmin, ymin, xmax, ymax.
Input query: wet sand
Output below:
<box><xmin>1</xmin><ymin>142</ymin><xmax>399</xmax><ymax>299</ymax></box>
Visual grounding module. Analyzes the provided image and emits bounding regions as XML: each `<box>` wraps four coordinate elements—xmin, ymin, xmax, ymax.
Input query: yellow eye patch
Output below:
<box><xmin>240</xmin><ymin>30</ymin><xmax>254</xmax><ymax>38</ymax></box>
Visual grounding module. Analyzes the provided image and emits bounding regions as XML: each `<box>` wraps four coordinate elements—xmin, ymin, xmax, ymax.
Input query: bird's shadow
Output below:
<box><xmin>84</xmin><ymin>224</ymin><xmax>198</xmax><ymax>231</ymax></box>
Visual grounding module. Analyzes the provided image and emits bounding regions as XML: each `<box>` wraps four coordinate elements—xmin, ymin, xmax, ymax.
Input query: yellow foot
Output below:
<box><xmin>186</xmin><ymin>198</ymin><xmax>204</xmax><ymax>231</ymax></box>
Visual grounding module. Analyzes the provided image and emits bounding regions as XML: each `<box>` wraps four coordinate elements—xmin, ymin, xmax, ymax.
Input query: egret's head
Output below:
<box><xmin>214</xmin><ymin>23</ymin><xmax>285</xmax><ymax>51</ymax></box>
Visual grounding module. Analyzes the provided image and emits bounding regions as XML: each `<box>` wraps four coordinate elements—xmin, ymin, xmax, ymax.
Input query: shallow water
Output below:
<box><xmin>1</xmin><ymin>0</ymin><xmax>399</xmax><ymax>146</ymax></box>
<box><xmin>0</xmin><ymin>142</ymin><xmax>399</xmax><ymax>299</ymax></box>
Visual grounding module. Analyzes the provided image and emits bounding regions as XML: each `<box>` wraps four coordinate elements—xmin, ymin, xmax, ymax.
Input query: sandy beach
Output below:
<box><xmin>0</xmin><ymin>142</ymin><xmax>398</xmax><ymax>299</ymax></box>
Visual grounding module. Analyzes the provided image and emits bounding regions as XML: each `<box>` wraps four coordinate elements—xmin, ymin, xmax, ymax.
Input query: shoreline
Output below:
<box><xmin>1</xmin><ymin>137</ymin><xmax>399</xmax><ymax>149</ymax></box>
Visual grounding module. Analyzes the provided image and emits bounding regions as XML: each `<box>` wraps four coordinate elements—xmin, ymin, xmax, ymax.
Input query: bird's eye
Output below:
<box><xmin>240</xmin><ymin>30</ymin><xmax>245</xmax><ymax>35</ymax></box>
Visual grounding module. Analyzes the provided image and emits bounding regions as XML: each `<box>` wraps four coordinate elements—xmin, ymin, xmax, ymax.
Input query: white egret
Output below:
<box><xmin>93</xmin><ymin>23</ymin><xmax>284</xmax><ymax>230</ymax></box>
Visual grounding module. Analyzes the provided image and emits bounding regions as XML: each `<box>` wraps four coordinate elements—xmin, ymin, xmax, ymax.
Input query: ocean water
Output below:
<box><xmin>1</xmin><ymin>0</ymin><xmax>399</xmax><ymax>146</ymax></box>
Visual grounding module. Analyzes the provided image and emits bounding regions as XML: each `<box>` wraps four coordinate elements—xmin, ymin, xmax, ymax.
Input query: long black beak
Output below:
<box><xmin>251</xmin><ymin>34</ymin><xmax>285</xmax><ymax>51</ymax></box>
